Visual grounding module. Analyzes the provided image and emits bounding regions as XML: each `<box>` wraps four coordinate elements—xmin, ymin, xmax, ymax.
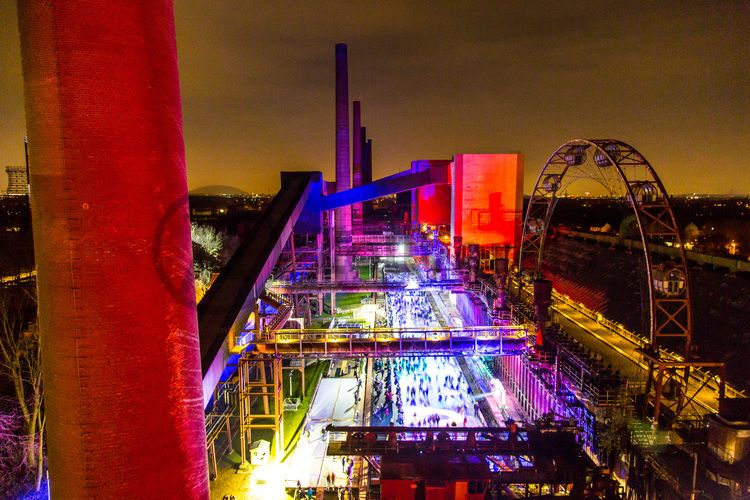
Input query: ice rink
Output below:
<box><xmin>276</xmin><ymin>267</ymin><xmax>520</xmax><ymax>495</ymax></box>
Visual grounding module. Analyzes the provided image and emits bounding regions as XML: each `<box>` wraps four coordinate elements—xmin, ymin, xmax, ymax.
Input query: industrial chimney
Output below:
<box><xmin>17</xmin><ymin>2</ymin><xmax>209</xmax><ymax>497</ymax></box>
<box><xmin>4</xmin><ymin>165</ymin><xmax>27</xmax><ymax>195</ymax></box>
<box><xmin>352</xmin><ymin>101</ymin><xmax>363</xmax><ymax>229</ymax></box>
<box><xmin>335</xmin><ymin>43</ymin><xmax>353</xmax><ymax>279</ymax></box>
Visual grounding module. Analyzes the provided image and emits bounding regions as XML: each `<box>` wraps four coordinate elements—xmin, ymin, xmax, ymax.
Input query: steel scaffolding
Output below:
<box><xmin>238</xmin><ymin>354</ymin><xmax>285</xmax><ymax>465</ymax></box>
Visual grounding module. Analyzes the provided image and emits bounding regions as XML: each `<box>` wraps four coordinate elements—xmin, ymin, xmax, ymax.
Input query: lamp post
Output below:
<box><xmin>689</xmin><ymin>450</ymin><xmax>699</xmax><ymax>500</ymax></box>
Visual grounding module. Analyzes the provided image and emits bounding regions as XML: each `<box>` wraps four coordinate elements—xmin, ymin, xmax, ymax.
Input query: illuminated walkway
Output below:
<box><xmin>518</xmin><ymin>284</ymin><xmax>744</xmax><ymax>417</ymax></box>
<box><xmin>267</xmin><ymin>278</ymin><xmax>463</xmax><ymax>294</ymax></box>
<box><xmin>284</xmin><ymin>375</ymin><xmax>364</xmax><ymax>492</ymax></box>
<box><xmin>552</xmin><ymin>300</ymin><xmax>723</xmax><ymax>415</ymax></box>
<box><xmin>247</xmin><ymin>324</ymin><xmax>527</xmax><ymax>357</ymax></box>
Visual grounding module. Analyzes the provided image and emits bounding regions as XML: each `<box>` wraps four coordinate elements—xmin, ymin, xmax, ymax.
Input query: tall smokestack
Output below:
<box><xmin>362</xmin><ymin>135</ymin><xmax>373</xmax><ymax>185</ymax></box>
<box><xmin>362</xmin><ymin>134</ymin><xmax>373</xmax><ymax>217</ymax></box>
<box><xmin>17</xmin><ymin>2</ymin><xmax>208</xmax><ymax>497</ymax></box>
<box><xmin>352</xmin><ymin>101</ymin><xmax>363</xmax><ymax>229</ymax></box>
<box><xmin>335</xmin><ymin>43</ymin><xmax>353</xmax><ymax>278</ymax></box>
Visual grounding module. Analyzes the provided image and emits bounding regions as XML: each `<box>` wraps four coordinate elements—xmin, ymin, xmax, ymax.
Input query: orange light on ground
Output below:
<box><xmin>726</xmin><ymin>240</ymin><xmax>739</xmax><ymax>255</ymax></box>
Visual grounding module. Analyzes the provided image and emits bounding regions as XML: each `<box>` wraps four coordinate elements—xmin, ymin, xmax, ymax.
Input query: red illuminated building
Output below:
<box><xmin>450</xmin><ymin>154</ymin><xmax>524</xmax><ymax>254</ymax></box>
<box><xmin>380</xmin><ymin>454</ymin><xmax>491</xmax><ymax>500</ymax></box>
<box><xmin>411</xmin><ymin>159</ymin><xmax>453</xmax><ymax>227</ymax></box>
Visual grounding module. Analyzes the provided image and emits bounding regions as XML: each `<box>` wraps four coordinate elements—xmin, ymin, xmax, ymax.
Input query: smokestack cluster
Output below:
<box><xmin>332</xmin><ymin>44</ymin><xmax>375</xmax><ymax>276</ymax></box>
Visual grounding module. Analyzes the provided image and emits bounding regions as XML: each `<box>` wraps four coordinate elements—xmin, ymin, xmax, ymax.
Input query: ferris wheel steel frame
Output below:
<box><xmin>519</xmin><ymin>139</ymin><xmax>692</xmax><ymax>355</ymax></box>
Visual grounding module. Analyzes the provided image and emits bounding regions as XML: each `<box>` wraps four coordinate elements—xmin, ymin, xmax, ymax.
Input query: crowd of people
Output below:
<box><xmin>371</xmin><ymin>281</ymin><xmax>485</xmax><ymax>428</ymax></box>
<box><xmin>370</xmin><ymin>356</ymin><xmax>485</xmax><ymax>428</ymax></box>
<box><xmin>398</xmin><ymin>356</ymin><xmax>484</xmax><ymax>427</ymax></box>
<box><xmin>385</xmin><ymin>290</ymin><xmax>438</xmax><ymax>328</ymax></box>
<box><xmin>318</xmin><ymin>456</ymin><xmax>355</xmax><ymax>497</ymax></box>
<box><xmin>371</xmin><ymin>358</ymin><xmax>401</xmax><ymax>425</ymax></box>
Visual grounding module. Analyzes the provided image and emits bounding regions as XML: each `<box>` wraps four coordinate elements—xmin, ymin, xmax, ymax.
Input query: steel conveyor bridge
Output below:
<box><xmin>239</xmin><ymin>324</ymin><xmax>530</xmax><ymax>357</ymax></box>
<box><xmin>267</xmin><ymin>279</ymin><xmax>465</xmax><ymax>294</ymax></box>
<box><xmin>324</xmin><ymin>424</ymin><xmax>578</xmax><ymax>457</ymax></box>
<box><xmin>325</xmin><ymin>424</ymin><xmax>591</xmax><ymax>489</ymax></box>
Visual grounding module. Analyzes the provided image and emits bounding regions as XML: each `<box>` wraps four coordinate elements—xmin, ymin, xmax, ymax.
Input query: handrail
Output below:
<box><xmin>253</xmin><ymin>324</ymin><xmax>529</xmax><ymax>341</ymax></box>
<box><xmin>551</xmin><ymin>289</ymin><xmax>746</xmax><ymax>399</ymax></box>
<box><xmin>240</xmin><ymin>324</ymin><xmax>531</xmax><ymax>357</ymax></box>
<box><xmin>512</xmin><ymin>274</ymin><xmax>747</xmax><ymax>400</ymax></box>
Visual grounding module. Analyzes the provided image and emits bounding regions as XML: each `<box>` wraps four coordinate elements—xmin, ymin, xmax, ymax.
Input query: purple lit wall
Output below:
<box><xmin>454</xmin><ymin>293</ymin><xmax>490</xmax><ymax>326</ymax></box>
<box><xmin>17</xmin><ymin>2</ymin><xmax>209</xmax><ymax>497</ymax></box>
<box><xmin>334</xmin><ymin>43</ymin><xmax>353</xmax><ymax>278</ymax></box>
<box><xmin>533</xmin><ymin>279</ymin><xmax>553</xmax><ymax>347</ymax></box>
<box><xmin>495</xmin><ymin>356</ymin><xmax>559</xmax><ymax>422</ymax></box>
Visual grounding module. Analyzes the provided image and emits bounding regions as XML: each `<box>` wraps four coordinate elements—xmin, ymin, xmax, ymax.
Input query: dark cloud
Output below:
<box><xmin>1</xmin><ymin>1</ymin><xmax>748</xmax><ymax>194</ymax></box>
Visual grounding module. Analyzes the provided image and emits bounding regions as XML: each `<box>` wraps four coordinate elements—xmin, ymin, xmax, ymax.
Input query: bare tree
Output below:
<box><xmin>0</xmin><ymin>399</ymin><xmax>35</xmax><ymax>497</ymax></box>
<box><xmin>191</xmin><ymin>223</ymin><xmax>225</xmax><ymax>301</ymax></box>
<box><xmin>191</xmin><ymin>223</ymin><xmax>223</xmax><ymax>260</ymax></box>
<box><xmin>0</xmin><ymin>288</ymin><xmax>45</xmax><ymax>492</ymax></box>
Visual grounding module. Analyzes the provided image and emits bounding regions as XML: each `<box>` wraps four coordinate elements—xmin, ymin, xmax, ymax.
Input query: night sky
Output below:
<box><xmin>1</xmin><ymin>1</ymin><xmax>748</xmax><ymax>195</ymax></box>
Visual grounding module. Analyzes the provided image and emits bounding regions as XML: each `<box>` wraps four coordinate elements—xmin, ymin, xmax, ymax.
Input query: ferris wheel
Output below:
<box><xmin>519</xmin><ymin>139</ymin><xmax>692</xmax><ymax>356</ymax></box>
